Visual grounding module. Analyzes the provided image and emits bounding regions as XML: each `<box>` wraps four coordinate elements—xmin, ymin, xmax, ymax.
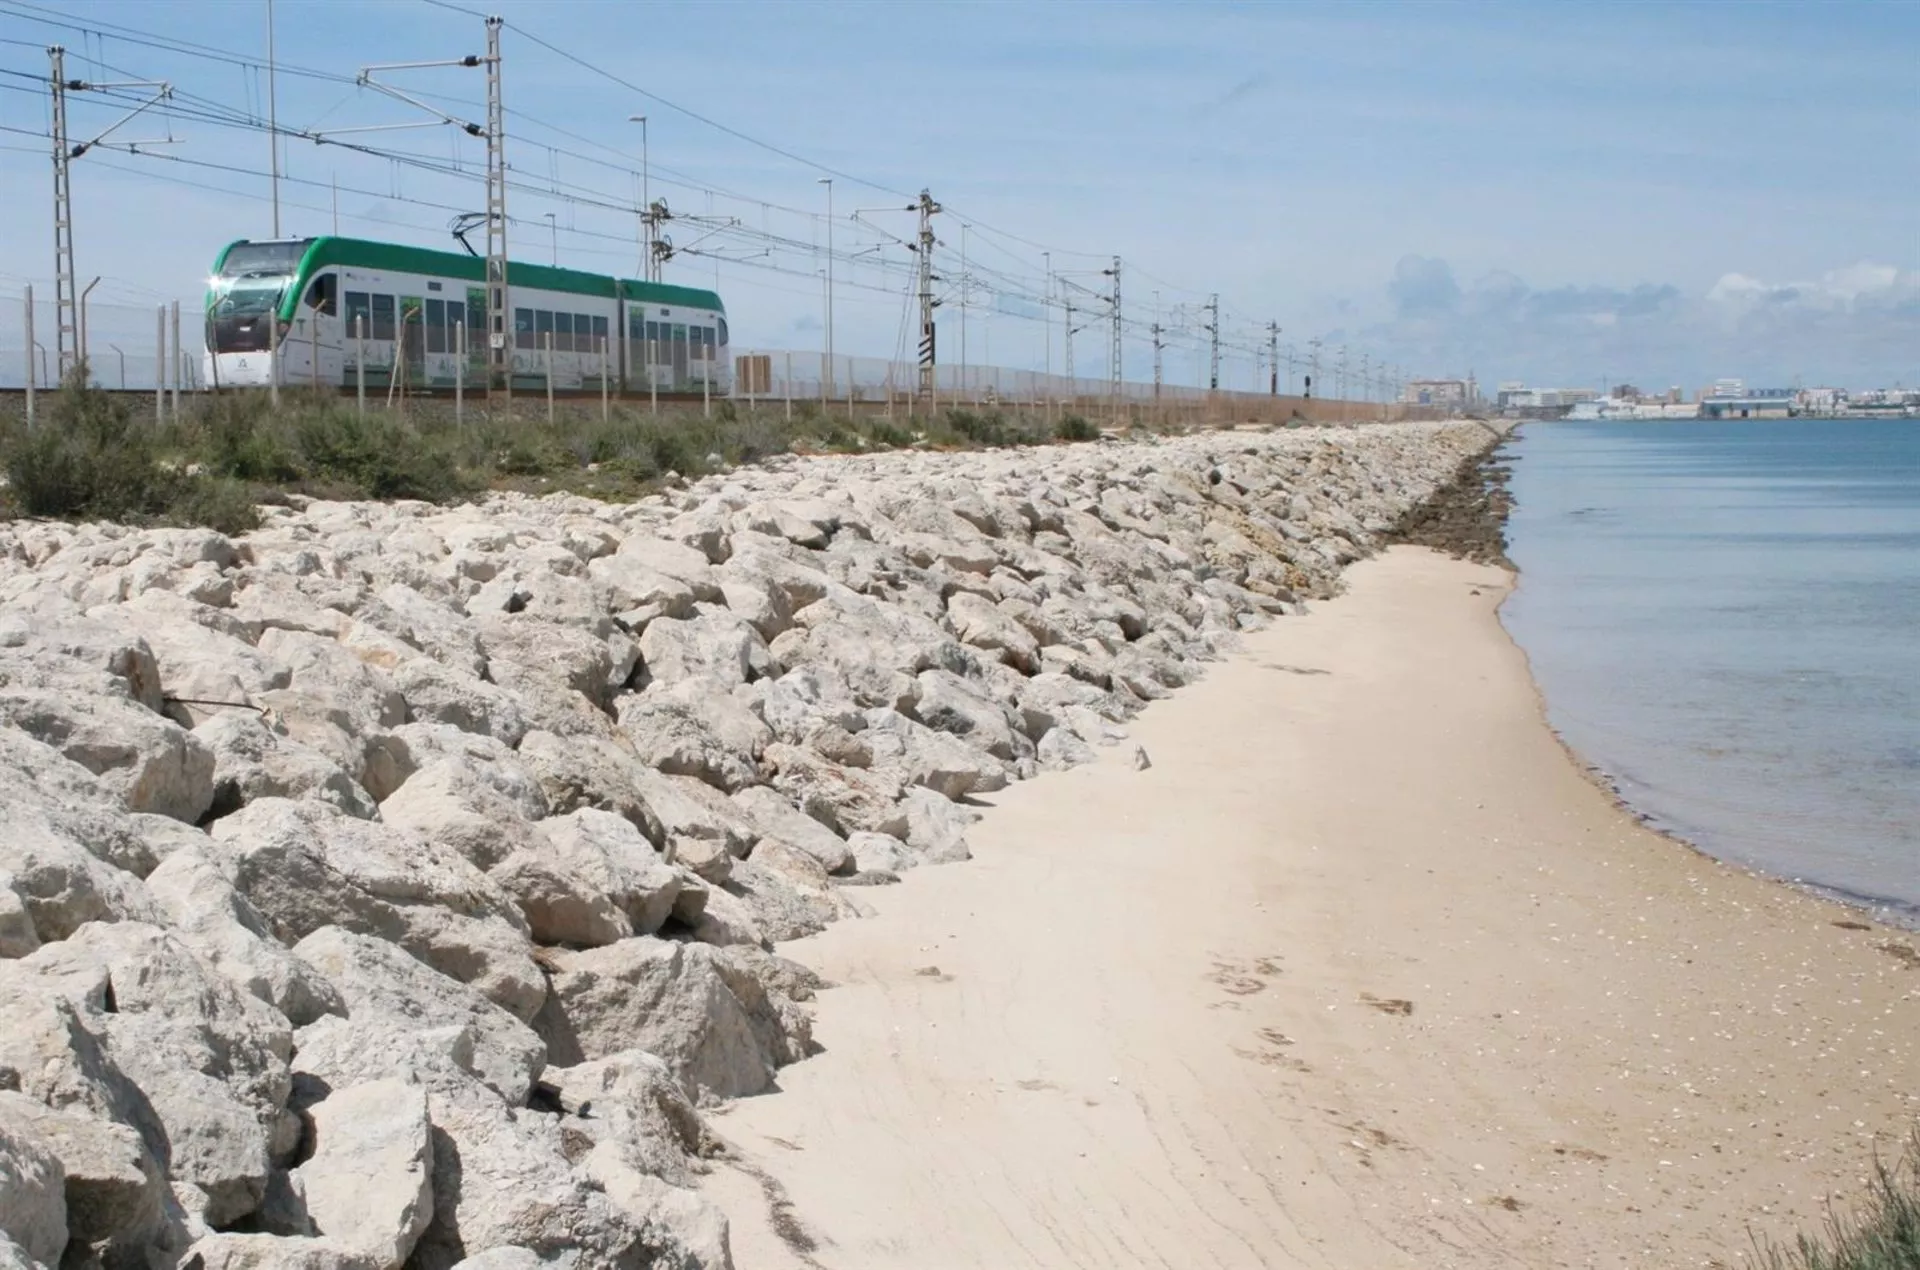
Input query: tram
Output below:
<box><xmin>202</xmin><ymin>236</ymin><xmax>729</xmax><ymax>396</ymax></box>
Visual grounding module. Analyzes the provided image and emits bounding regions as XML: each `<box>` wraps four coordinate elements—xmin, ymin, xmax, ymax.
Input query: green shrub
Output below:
<box><xmin>4</xmin><ymin>368</ymin><xmax>179</xmax><ymax>520</ymax></box>
<box><xmin>291</xmin><ymin>408</ymin><xmax>469</xmax><ymax>502</ymax></box>
<box><xmin>168</xmin><ymin>476</ymin><xmax>263</xmax><ymax>536</ymax></box>
<box><xmin>1754</xmin><ymin>1135</ymin><xmax>1920</xmax><ymax>1270</ymax></box>
<box><xmin>1054</xmin><ymin>414</ymin><xmax>1099</xmax><ymax>442</ymax></box>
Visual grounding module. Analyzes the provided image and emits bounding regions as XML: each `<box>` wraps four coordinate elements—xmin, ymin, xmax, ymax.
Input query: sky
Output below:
<box><xmin>0</xmin><ymin>0</ymin><xmax>1915</xmax><ymax>393</ymax></box>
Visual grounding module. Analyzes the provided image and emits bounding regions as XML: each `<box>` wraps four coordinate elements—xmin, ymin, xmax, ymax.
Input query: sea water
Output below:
<box><xmin>1500</xmin><ymin>418</ymin><xmax>1920</xmax><ymax>920</ymax></box>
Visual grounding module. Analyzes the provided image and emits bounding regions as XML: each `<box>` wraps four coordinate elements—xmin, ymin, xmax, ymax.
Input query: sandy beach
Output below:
<box><xmin>707</xmin><ymin>547</ymin><xmax>1920</xmax><ymax>1269</ymax></box>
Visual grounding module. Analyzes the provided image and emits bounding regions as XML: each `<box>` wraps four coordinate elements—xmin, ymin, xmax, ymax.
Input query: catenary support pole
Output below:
<box><xmin>155</xmin><ymin>307</ymin><xmax>165</xmax><ymax>426</ymax></box>
<box><xmin>22</xmin><ymin>286</ymin><xmax>35</xmax><ymax>430</ymax></box>
<box><xmin>170</xmin><ymin>301</ymin><xmax>181</xmax><ymax>418</ymax></box>
<box><xmin>602</xmin><ymin>336</ymin><xmax>611</xmax><ymax>422</ymax></box>
<box><xmin>454</xmin><ymin>320</ymin><xmax>465</xmax><ymax>427</ymax></box>
<box><xmin>266</xmin><ymin>0</ymin><xmax>280</xmax><ymax>236</ymax></box>
<box><xmin>355</xmin><ymin>315</ymin><xmax>365</xmax><ymax>416</ymax></box>
<box><xmin>544</xmin><ymin>331</ymin><xmax>554</xmax><ymax>426</ymax></box>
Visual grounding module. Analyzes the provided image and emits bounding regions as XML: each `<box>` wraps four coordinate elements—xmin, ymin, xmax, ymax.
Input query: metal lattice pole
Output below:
<box><xmin>49</xmin><ymin>46</ymin><xmax>77</xmax><ymax>379</ymax></box>
<box><xmin>1206</xmin><ymin>294</ymin><xmax>1219</xmax><ymax>394</ymax></box>
<box><xmin>1268</xmin><ymin>321</ymin><xmax>1280</xmax><ymax>396</ymax></box>
<box><xmin>915</xmin><ymin>188</ymin><xmax>939</xmax><ymax>399</ymax></box>
<box><xmin>1106</xmin><ymin>256</ymin><xmax>1121</xmax><ymax>413</ymax></box>
<box><xmin>483</xmin><ymin>15</ymin><xmax>509</xmax><ymax>400</ymax></box>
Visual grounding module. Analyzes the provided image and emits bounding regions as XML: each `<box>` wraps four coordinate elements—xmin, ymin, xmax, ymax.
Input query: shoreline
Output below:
<box><xmin>705</xmin><ymin>547</ymin><xmax>1920</xmax><ymax>1269</ymax></box>
<box><xmin>1488</xmin><ymin>423</ymin><xmax>1920</xmax><ymax>934</ymax></box>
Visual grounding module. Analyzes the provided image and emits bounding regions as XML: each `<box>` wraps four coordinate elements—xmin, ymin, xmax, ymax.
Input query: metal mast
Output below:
<box><xmin>1307</xmin><ymin>337</ymin><xmax>1322</xmax><ymax>399</ymax></box>
<box><xmin>1267</xmin><ymin>321</ymin><xmax>1280</xmax><ymax>395</ymax></box>
<box><xmin>267</xmin><ymin>0</ymin><xmax>280</xmax><ymax>236</ymax></box>
<box><xmin>914</xmin><ymin>188</ymin><xmax>939</xmax><ymax>397</ymax></box>
<box><xmin>482</xmin><ymin>15</ymin><xmax>508</xmax><ymax>398</ymax></box>
<box><xmin>48</xmin><ymin>46</ymin><xmax>77</xmax><ymax>378</ymax></box>
<box><xmin>1105</xmin><ymin>256</ymin><xmax>1121</xmax><ymax>409</ymax></box>
<box><xmin>1205</xmin><ymin>293</ymin><xmax>1219</xmax><ymax>392</ymax></box>
<box><xmin>1063</xmin><ymin>294</ymin><xmax>1075</xmax><ymax>385</ymax></box>
<box><xmin>1151</xmin><ymin>320</ymin><xmax>1164</xmax><ymax>401</ymax></box>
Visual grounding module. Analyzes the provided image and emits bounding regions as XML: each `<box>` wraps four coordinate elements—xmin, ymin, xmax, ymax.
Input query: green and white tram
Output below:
<box><xmin>203</xmin><ymin>236</ymin><xmax>729</xmax><ymax>396</ymax></box>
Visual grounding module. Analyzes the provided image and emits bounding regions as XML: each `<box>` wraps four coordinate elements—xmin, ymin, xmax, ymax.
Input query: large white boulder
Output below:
<box><xmin>531</xmin><ymin>939</ymin><xmax>812</xmax><ymax>1101</ymax></box>
<box><xmin>292</xmin><ymin>1079</ymin><xmax>433</xmax><ymax>1270</ymax></box>
<box><xmin>290</xmin><ymin>927</ymin><xmax>545</xmax><ymax>1106</ymax></box>
<box><xmin>208</xmin><ymin>799</ymin><xmax>543</xmax><ymax>1022</ymax></box>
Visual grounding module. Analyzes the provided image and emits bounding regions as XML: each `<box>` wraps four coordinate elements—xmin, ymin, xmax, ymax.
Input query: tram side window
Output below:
<box><xmin>628</xmin><ymin>309</ymin><xmax>645</xmax><ymax>342</ymax></box>
<box><xmin>554</xmin><ymin>312</ymin><xmax>574</xmax><ymax>353</ymax></box>
<box><xmin>591</xmin><ymin>315</ymin><xmax>609</xmax><ymax>355</ymax></box>
<box><xmin>304</xmin><ymin>273</ymin><xmax>337</xmax><ymax>315</ymax></box>
<box><xmin>535</xmin><ymin>310</ymin><xmax>554</xmax><ymax>354</ymax></box>
<box><xmin>514</xmin><ymin>307</ymin><xmax>534</xmax><ymax>350</ymax></box>
<box><xmin>576</xmin><ymin>314</ymin><xmax>594</xmax><ymax>354</ymax></box>
<box><xmin>344</xmin><ymin>292</ymin><xmax>371</xmax><ymax>338</ymax></box>
<box><xmin>644</xmin><ymin>321</ymin><xmax>660</xmax><ymax>356</ymax></box>
<box><xmin>425</xmin><ymin>299</ymin><xmax>447</xmax><ymax>354</ymax></box>
<box><xmin>717</xmin><ymin>317</ymin><xmax>728</xmax><ymax>347</ymax></box>
<box><xmin>371</xmin><ymin>295</ymin><xmax>396</xmax><ymax>342</ymax></box>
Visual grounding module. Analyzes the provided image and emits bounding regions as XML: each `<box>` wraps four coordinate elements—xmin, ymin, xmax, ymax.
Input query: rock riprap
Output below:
<box><xmin>0</xmin><ymin>421</ymin><xmax>1491</xmax><ymax>1267</ymax></box>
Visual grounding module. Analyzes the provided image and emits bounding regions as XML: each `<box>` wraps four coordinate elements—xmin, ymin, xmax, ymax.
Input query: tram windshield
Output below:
<box><xmin>218</xmin><ymin>240</ymin><xmax>309</xmax><ymax>279</ymax></box>
<box><xmin>207</xmin><ymin>241</ymin><xmax>309</xmax><ymax>354</ymax></box>
<box><xmin>207</xmin><ymin>279</ymin><xmax>288</xmax><ymax>354</ymax></box>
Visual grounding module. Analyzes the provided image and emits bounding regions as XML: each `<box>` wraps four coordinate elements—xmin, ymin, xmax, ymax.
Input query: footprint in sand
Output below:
<box><xmin>1360</xmin><ymin>992</ymin><xmax>1414</xmax><ymax>1016</ymax></box>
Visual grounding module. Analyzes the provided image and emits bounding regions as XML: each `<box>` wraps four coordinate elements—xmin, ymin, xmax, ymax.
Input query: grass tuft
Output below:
<box><xmin>1753</xmin><ymin>1134</ymin><xmax>1920</xmax><ymax>1270</ymax></box>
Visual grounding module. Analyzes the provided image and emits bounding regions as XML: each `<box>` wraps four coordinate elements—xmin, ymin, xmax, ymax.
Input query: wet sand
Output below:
<box><xmin>705</xmin><ymin>548</ymin><xmax>1920</xmax><ymax>1269</ymax></box>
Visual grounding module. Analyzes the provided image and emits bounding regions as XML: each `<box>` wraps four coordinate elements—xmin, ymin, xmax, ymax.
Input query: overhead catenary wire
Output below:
<box><xmin>0</xmin><ymin>1</ymin><xmax>1397</xmax><ymax>387</ymax></box>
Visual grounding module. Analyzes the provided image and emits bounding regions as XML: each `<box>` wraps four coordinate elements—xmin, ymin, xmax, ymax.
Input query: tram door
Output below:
<box><xmin>670</xmin><ymin>323</ymin><xmax>688</xmax><ymax>391</ymax></box>
<box><xmin>466</xmin><ymin>288</ymin><xmax>488</xmax><ymax>383</ymax></box>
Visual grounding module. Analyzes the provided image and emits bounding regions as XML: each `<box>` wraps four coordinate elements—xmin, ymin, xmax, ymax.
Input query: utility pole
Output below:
<box><xmin>1307</xmin><ymin>337</ymin><xmax>1322</xmax><ymax>399</ymax></box>
<box><xmin>47</xmin><ymin>45</ymin><xmax>172</xmax><ymax>379</ymax></box>
<box><xmin>1205</xmin><ymin>293</ymin><xmax>1220</xmax><ymax>393</ymax></box>
<box><xmin>1063</xmin><ymin>293</ymin><xmax>1075</xmax><ymax>385</ymax></box>
<box><xmin>1042</xmin><ymin>251</ymin><xmax>1051</xmax><ymax>381</ymax></box>
<box><xmin>1360</xmin><ymin>352</ymin><xmax>1370</xmax><ymax>405</ymax></box>
<box><xmin>482</xmin><ymin>15</ymin><xmax>509</xmax><ymax>398</ymax></box>
<box><xmin>267</xmin><ymin>0</ymin><xmax>280</xmax><ymax>237</ymax></box>
<box><xmin>959</xmin><ymin>223</ymin><xmax>968</xmax><ymax>396</ymax></box>
<box><xmin>1267</xmin><ymin>321</ymin><xmax>1280</xmax><ymax>395</ymax></box>
<box><xmin>914</xmin><ymin>188</ymin><xmax>939</xmax><ymax>398</ymax></box>
<box><xmin>1104</xmin><ymin>255</ymin><xmax>1121</xmax><ymax>410</ymax></box>
<box><xmin>1150</xmin><ymin>288</ymin><xmax>1162</xmax><ymax>402</ymax></box>
<box><xmin>818</xmin><ymin>177</ymin><xmax>833</xmax><ymax>401</ymax></box>
<box><xmin>628</xmin><ymin>114</ymin><xmax>650</xmax><ymax>278</ymax></box>
<box><xmin>48</xmin><ymin>46</ymin><xmax>76</xmax><ymax>378</ymax></box>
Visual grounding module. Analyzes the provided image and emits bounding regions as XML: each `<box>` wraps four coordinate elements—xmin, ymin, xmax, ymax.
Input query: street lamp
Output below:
<box><xmin>628</xmin><ymin>114</ymin><xmax>649</xmax><ymax>280</ymax></box>
<box><xmin>543</xmin><ymin>212</ymin><xmax>556</xmax><ymax>267</ymax></box>
<box><xmin>818</xmin><ymin>177</ymin><xmax>833</xmax><ymax>402</ymax></box>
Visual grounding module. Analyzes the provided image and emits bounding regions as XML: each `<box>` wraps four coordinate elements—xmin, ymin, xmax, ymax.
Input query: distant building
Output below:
<box><xmin>1797</xmin><ymin>387</ymin><xmax>1846</xmax><ymax>414</ymax></box>
<box><xmin>1698</xmin><ymin>388</ymin><xmax>1794</xmax><ymax>419</ymax></box>
<box><xmin>1402</xmin><ymin>379</ymin><xmax>1471</xmax><ymax>408</ymax></box>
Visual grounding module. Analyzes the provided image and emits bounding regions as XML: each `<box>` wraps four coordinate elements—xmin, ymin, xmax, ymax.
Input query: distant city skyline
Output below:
<box><xmin>0</xmin><ymin>0</ymin><xmax>1913</xmax><ymax>391</ymax></box>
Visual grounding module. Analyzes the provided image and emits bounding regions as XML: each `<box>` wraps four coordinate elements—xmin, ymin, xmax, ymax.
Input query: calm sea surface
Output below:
<box><xmin>1500</xmin><ymin>418</ymin><xmax>1920</xmax><ymax>920</ymax></box>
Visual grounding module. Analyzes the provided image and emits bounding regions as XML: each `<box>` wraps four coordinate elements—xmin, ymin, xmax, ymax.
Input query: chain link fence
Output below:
<box><xmin>2</xmin><ymin>290</ymin><xmax>1423</xmax><ymax>426</ymax></box>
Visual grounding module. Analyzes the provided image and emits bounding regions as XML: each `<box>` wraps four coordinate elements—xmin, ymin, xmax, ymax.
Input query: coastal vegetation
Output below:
<box><xmin>1756</xmin><ymin>1136</ymin><xmax>1920</xmax><ymax>1270</ymax></box>
<box><xmin>0</xmin><ymin>371</ymin><xmax>1105</xmax><ymax>532</ymax></box>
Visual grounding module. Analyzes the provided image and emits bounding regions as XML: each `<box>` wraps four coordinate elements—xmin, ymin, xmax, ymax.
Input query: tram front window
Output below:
<box><xmin>207</xmin><ymin>281</ymin><xmax>286</xmax><ymax>354</ymax></box>
<box><xmin>218</xmin><ymin>240</ymin><xmax>309</xmax><ymax>279</ymax></box>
